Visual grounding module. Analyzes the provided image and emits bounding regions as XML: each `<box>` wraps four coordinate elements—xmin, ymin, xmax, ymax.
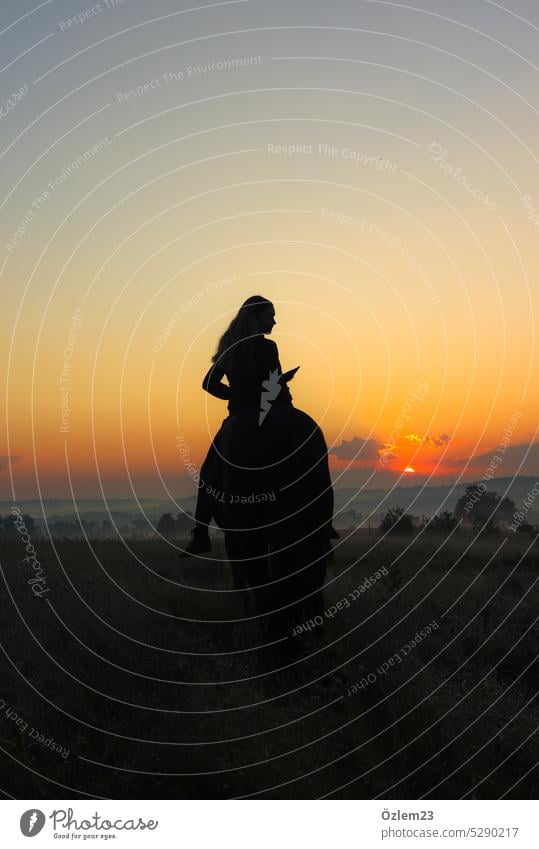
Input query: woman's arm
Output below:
<box><xmin>265</xmin><ymin>340</ymin><xmax>294</xmax><ymax>401</ymax></box>
<box><xmin>202</xmin><ymin>363</ymin><xmax>231</xmax><ymax>400</ymax></box>
<box><xmin>265</xmin><ymin>339</ymin><xmax>283</xmax><ymax>375</ymax></box>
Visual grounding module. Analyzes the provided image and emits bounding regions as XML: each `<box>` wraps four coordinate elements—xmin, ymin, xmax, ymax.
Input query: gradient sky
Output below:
<box><xmin>1</xmin><ymin>0</ymin><xmax>538</xmax><ymax>500</ymax></box>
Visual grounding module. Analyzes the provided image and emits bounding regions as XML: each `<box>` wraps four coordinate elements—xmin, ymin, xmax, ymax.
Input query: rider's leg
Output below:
<box><xmin>180</xmin><ymin>418</ymin><xmax>231</xmax><ymax>557</ymax></box>
<box><xmin>180</xmin><ymin>447</ymin><xmax>216</xmax><ymax>557</ymax></box>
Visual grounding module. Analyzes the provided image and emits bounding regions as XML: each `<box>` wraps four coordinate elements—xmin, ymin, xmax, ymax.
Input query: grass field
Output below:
<box><xmin>0</xmin><ymin>528</ymin><xmax>537</xmax><ymax>799</ymax></box>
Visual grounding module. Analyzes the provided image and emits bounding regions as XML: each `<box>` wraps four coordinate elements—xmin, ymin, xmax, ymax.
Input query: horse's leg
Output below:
<box><xmin>232</xmin><ymin>529</ymin><xmax>272</xmax><ymax>617</ymax></box>
<box><xmin>267</xmin><ymin>530</ymin><xmax>330</xmax><ymax>649</ymax></box>
<box><xmin>224</xmin><ymin>531</ymin><xmax>252</xmax><ymax>610</ymax></box>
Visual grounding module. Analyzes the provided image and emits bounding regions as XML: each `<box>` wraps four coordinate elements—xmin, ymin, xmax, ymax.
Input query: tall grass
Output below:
<box><xmin>0</xmin><ymin>530</ymin><xmax>536</xmax><ymax>798</ymax></box>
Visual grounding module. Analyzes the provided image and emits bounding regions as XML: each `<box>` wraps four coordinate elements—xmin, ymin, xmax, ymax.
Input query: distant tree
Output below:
<box><xmin>50</xmin><ymin>520</ymin><xmax>80</xmax><ymax>538</ymax></box>
<box><xmin>514</xmin><ymin>522</ymin><xmax>537</xmax><ymax>538</ymax></box>
<box><xmin>175</xmin><ymin>512</ymin><xmax>193</xmax><ymax>532</ymax></box>
<box><xmin>454</xmin><ymin>486</ymin><xmax>515</xmax><ymax>533</ymax></box>
<box><xmin>335</xmin><ymin>509</ymin><xmax>362</xmax><ymax>529</ymax></box>
<box><xmin>0</xmin><ymin>513</ymin><xmax>35</xmax><ymax>537</ymax></box>
<box><xmin>379</xmin><ymin>506</ymin><xmax>415</xmax><ymax>535</ymax></box>
<box><xmin>424</xmin><ymin>510</ymin><xmax>458</xmax><ymax>534</ymax></box>
<box><xmin>157</xmin><ymin>512</ymin><xmax>177</xmax><ymax>537</ymax></box>
<box><xmin>23</xmin><ymin>514</ymin><xmax>35</xmax><ymax>534</ymax></box>
<box><xmin>101</xmin><ymin>519</ymin><xmax>113</xmax><ymax>538</ymax></box>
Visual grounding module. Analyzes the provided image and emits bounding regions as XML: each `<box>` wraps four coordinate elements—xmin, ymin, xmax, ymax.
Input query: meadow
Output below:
<box><xmin>0</xmin><ymin>528</ymin><xmax>536</xmax><ymax>799</ymax></box>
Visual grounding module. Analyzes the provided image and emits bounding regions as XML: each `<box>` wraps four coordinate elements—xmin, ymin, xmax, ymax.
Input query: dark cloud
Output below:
<box><xmin>330</xmin><ymin>436</ymin><xmax>384</xmax><ymax>461</ymax></box>
<box><xmin>0</xmin><ymin>455</ymin><xmax>22</xmax><ymax>471</ymax></box>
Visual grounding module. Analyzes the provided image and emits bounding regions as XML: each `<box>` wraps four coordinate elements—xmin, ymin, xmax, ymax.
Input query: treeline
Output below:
<box><xmin>0</xmin><ymin>512</ymin><xmax>194</xmax><ymax>540</ymax></box>
<box><xmin>377</xmin><ymin>486</ymin><xmax>537</xmax><ymax>537</ymax></box>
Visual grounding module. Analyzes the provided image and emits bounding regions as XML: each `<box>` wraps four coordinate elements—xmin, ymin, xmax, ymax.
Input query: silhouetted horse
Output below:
<box><xmin>210</xmin><ymin>403</ymin><xmax>334</xmax><ymax>640</ymax></box>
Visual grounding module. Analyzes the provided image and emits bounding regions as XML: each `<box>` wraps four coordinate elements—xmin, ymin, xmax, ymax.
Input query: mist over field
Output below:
<box><xmin>2</xmin><ymin>476</ymin><xmax>537</xmax><ymax>535</ymax></box>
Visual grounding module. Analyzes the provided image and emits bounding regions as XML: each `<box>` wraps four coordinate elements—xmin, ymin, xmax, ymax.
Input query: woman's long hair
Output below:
<box><xmin>212</xmin><ymin>295</ymin><xmax>273</xmax><ymax>372</ymax></box>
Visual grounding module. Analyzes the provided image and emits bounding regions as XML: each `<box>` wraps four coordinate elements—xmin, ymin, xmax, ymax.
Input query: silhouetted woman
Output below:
<box><xmin>181</xmin><ymin>295</ymin><xmax>296</xmax><ymax>556</ymax></box>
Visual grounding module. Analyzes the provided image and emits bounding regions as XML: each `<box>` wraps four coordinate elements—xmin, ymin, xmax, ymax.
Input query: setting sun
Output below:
<box><xmin>404</xmin><ymin>467</ymin><xmax>416</xmax><ymax>474</ymax></box>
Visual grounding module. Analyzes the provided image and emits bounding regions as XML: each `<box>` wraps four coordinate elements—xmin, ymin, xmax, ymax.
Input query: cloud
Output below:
<box><xmin>331</xmin><ymin>433</ymin><xmax>452</xmax><ymax>466</ymax></box>
<box><xmin>0</xmin><ymin>455</ymin><xmax>22</xmax><ymax>472</ymax></box>
<box><xmin>330</xmin><ymin>436</ymin><xmax>386</xmax><ymax>461</ymax></box>
<box><xmin>404</xmin><ymin>433</ymin><xmax>451</xmax><ymax>449</ymax></box>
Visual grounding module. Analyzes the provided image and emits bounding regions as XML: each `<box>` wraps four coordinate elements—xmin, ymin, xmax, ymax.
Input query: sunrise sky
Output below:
<box><xmin>1</xmin><ymin>0</ymin><xmax>538</xmax><ymax>500</ymax></box>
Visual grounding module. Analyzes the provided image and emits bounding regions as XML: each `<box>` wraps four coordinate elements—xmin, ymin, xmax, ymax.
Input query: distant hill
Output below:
<box><xmin>332</xmin><ymin>476</ymin><xmax>538</xmax><ymax>525</ymax></box>
<box><xmin>2</xmin><ymin>476</ymin><xmax>536</xmax><ymax>526</ymax></box>
<box><xmin>0</xmin><ymin>498</ymin><xmax>192</xmax><ymax>520</ymax></box>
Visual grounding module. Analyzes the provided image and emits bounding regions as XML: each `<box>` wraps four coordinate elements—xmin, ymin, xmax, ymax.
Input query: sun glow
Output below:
<box><xmin>404</xmin><ymin>467</ymin><xmax>415</xmax><ymax>474</ymax></box>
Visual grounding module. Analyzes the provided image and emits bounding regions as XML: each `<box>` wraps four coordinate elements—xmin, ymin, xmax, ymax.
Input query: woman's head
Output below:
<box><xmin>212</xmin><ymin>295</ymin><xmax>276</xmax><ymax>369</ymax></box>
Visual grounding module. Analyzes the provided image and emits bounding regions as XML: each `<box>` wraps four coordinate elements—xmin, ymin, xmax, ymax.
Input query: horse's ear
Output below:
<box><xmin>281</xmin><ymin>366</ymin><xmax>300</xmax><ymax>383</ymax></box>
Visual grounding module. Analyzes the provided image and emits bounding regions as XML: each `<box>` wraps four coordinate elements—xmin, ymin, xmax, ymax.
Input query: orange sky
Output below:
<box><xmin>1</xmin><ymin>0</ymin><xmax>538</xmax><ymax>499</ymax></box>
